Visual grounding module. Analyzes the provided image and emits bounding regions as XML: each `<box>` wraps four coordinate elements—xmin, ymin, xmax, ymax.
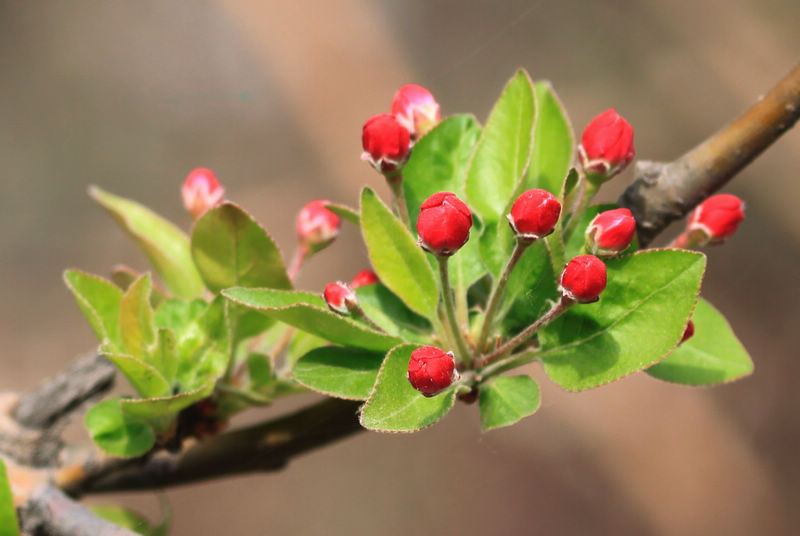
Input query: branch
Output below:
<box><xmin>67</xmin><ymin>398</ymin><xmax>362</xmax><ymax>495</ymax></box>
<box><xmin>619</xmin><ymin>63</ymin><xmax>800</xmax><ymax>246</ymax></box>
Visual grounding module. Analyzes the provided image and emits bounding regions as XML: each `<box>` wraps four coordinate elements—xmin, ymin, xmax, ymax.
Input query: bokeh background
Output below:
<box><xmin>1</xmin><ymin>1</ymin><xmax>799</xmax><ymax>534</ymax></box>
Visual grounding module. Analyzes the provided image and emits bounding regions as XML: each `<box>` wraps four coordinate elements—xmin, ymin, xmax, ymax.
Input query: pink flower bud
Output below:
<box><xmin>351</xmin><ymin>269</ymin><xmax>379</xmax><ymax>289</ymax></box>
<box><xmin>361</xmin><ymin>113</ymin><xmax>411</xmax><ymax>173</ymax></box>
<box><xmin>407</xmin><ymin>346</ymin><xmax>459</xmax><ymax>397</ymax></box>
<box><xmin>416</xmin><ymin>192</ymin><xmax>473</xmax><ymax>256</ymax></box>
<box><xmin>685</xmin><ymin>194</ymin><xmax>745</xmax><ymax>246</ymax></box>
<box><xmin>296</xmin><ymin>200</ymin><xmax>341</xmax><ymax>254</ymax></box>
<box><xmin>391</xmin><ymin>84</ymin><xmax>441</xmax><ymax>140</ymax></box>
<box><xmin>507</xmin><ymin>189</ymin><xmax>562</xmax><ymax>240</ymax></box>
<box><xmin>578</xmin><ymin>109</ymin><xmax>635</xmax><ymax>180</ymax></box>
<box><xmin>585</xmin><ymin>208</ymin><xmax>636</xmax><ymax>257</ymax></box>
<box><xmin>559</xmin><ymin>255</ymin><xmax>607</xmax><ymax>304</ymax></box>
<box><xmin>182</xmin><ymin>168</ymin><xmax>224</xmax><ymax>219</ymax></box>
<box><xmin>679</xmin><ymin>320</ymin><xmax>695</xmax><ymax>345</ymax></box>
<box><xmin>323</xmin><ymin>281</ymin><xmax>358</xmax><ymax>314</ymax></box>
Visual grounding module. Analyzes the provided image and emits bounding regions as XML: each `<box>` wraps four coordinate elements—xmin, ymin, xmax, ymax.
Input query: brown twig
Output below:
<box><xmin>619</xmin><ymin>63</ymin><xmax>800</xmax><ymax>246</ymax></box>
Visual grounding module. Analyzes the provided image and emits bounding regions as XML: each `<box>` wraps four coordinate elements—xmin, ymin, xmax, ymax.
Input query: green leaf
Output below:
<box><xmin>111</xmin><ymin>265</ymin><xmax>168</xmax><ymax>308</ymax></box>
<box><xmin>90</xmin><ymin>505</ymin><xmax>154</xmax><ymax>535</ymax></box>
<box><xmin>119</xmin><ymin>274</ymin><xmax>156</xmax><ymax>360</ymax></box>
<box><xmin>360</xmin><ymin>344</ymin><xmax>456</xmax><ymax>432</ymax></box>
<box><xmin>293</xmin><ymin>346</ymin><xmax>384</xmax><ymax>400</ymax></box>
<box><xmin>478</xmin><ymin>219</ymin><xmax>515</xmax><ymax>277</ymax></box>
<box><xmin>403</xmin><ymin>114</ymin><xmax>482</xmax><ymax>228</ymax></box>
<box><xmin>465</xmin><ymin>69</ymin><xmax>535</xmax><ymax>224</ymax></box>
<box><xmin>223</xmin><ymin>287</ymin><xmax>402</xmax><ymax>352</ymax></box>
<box><xmin>64</xmin><ymin>270</ymin><xmax>123</xmax><ymax>350</ymax></box>
<box><xmin>191</xmin><ymin>202</ymin><xmax>291</xmax><ymax>293</ymax></box>
<box><xmin>647</xmin><ymin>298</ymin><xmax>753</xmax><ymax>385</ymax></box>
<box><xmin>322</xmin><ymin>201</ymin><xmax>360</xmax><ymax>225</ymax></box>
<box><xmin>85</xmin><ymin>398</ymin><xmax>155</xmax><ymax>457</ymax></box>
<box><xmin>501</xmin><ymin>240</ymin><xmax>557</xmax><ymax>331</ymax></box>
<box><xmin>0</xmin><ymin>460</ymin><xmax>19</xmax><ymax>536</ymax></box>
<box><xmin>540</xmin><ymin>249</ymin><xmax>706</xmax><ymax>391</ymax></box>
<box><xmin>151</xmin><ymin>329</ymin><xmax>179</xmax><ymax>384</ymax></box>
<box><xmin>103</xmin><ymin>352</ymin><xmax>171</xmax><ymax>399</ymax></box>
<box><xmin>355</xmin><ymin>283</ymin><xmax>431</xmax><ymax>340</ymax></box>
<box><xmin>479</xmin><ymin>375</ymin><xmax>541</xmax><ymax>432</ymax></box>
<box><xmin>121</xmin><ymin>381</ymin><xmax>215</xmax><ymax>421</ymax></box>
<box><xmin>246</xmin><ymin>352</ymin><xmax>273</xmax><ymax>389</ymax></box>
<box><xmin>286</xmin><ymin>331</ymin><xmax>327</xmax><ymax>369</ymax></box>
<box><xmin>525</xmin><ymin>81</ymin><xmax>574</xmax><ymax>195</ymax></box>
<box><xmin>89</xmin><ymin>186</ymin><xmax>204</xmax><ymax>299</ymax></box>
<box><xmin>360</xmin><ymin>188</ymin><xmax>438</xmax><ymax>317</ymax></box>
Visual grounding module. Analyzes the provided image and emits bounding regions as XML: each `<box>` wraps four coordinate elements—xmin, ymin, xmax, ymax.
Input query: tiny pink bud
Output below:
<box><xmin>507</xmin><ymin>189</ymin><xmax>562</xmax><ymax>240</ymax></box>
<box><xmin>578</xmin><ymin>109</ymin><xmax>635</xmax><ymax>180</ymax></box>
<box><xmin>296</xmin><ymin>200</ymin><xmax>341</xmax><ymax>254</ymax></box>
<box><xmin>407</xmin><ymin>346</ymin><xmax>459</xmax><ymax>397</ymax></box>
<box><xmin>361</xmin><ymin>113</ymin><xmax>411</xmax><ymax>173</ymax></box>
<box><xmin>391</xmin><ymin>84</ymin><xmax>441</xmax><ymax>140</ymax></box>
<box><xmin>685</xmin><ymin>194</ymin><xmax>745</xmax><ymax>246</ymax></box>
<box><xmin>182</xmin><ymin>168</ymin><xmax>224</xmax><ymax>219</ymax></box>
<box><xmin>323</xmin><ymin>281</ymin><xmax>358</xmax><ymax>314</ymax></box>
<box><xmin>679</xmin><ymin>320</ymin><xmax>695</xmax><ymax>345</ymax></box>
<box><xmin>559</xmin><ymin>255</ymin><xmax>607</xmax><ymax>304</ymax></box>
<box><xmin>416</xmin><ymin>192</ymin><xmax>473</xmax><ymax>256</ymax></box>
<box><xmin>585</xmin><ymin>208</ymin><xmax>636</xmax><ymax>256</ymax></box>
<box><xmin>351</xmin><ymin>269</ymin><xmax>379</xmax><ymax>289</ymax></box>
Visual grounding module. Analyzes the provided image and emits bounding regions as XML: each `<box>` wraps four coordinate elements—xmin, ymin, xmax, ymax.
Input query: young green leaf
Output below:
<box><xmin>501</xmin><ymin>240</ymin><xmax>557</xmax><ymax>332</ymax></box>
<box><xmin>223</xmin><ymin>287</ymin><xmax>402</xmax><ymax>352</ymax></box>
<box><xmin>360</xmin><ymin>188</ymin><xmax>438</xmax><ymax>318</ymax></box>
<box><xmin>191</xmin><ymin>202</ymin><xmax>291</xmax><ymax>293</ymax></box>
<box><xmin>111</xmin><ymin>265</ymin><xmax>168</xmax><ymax>308</ymax></box>
<box><xmin>89</xmin><ymin>186</ymin><xmax>204</xmax><ymax>299</ymax></box>
<box><xmin>85</xmin><ymin>398</ymin><xmax>155</xmax><ymax>458</ymax></box>
<box><xmin>355</xmin><ymin>283</ymin><xmax>431</xmax><ymax>341</ymax></box>
<box><xmin>121</xmin><ymin>381</ymin><xmax>215</xmax><ymax>421</ymax></box>
<box><xmin>293</xmin><ymin>346</ymin><xmax>384</xmax><ymax>400</ymax></box>
<box><xmin>539</xmin><ymin>249</ymin><xmax>706</xmax><ymax>391</ymax></box>
<box><xmin>0</xmin><ymin>460</ymin><xmax>19</xmax><ymax>536</ymax></box>
<box><xmin>525</xmin><ymin>81</ymin><xmax>574</xmax><ymax>195</ymax></box>
<box><xmin>103</xmin><ymin>352</ymin><xmax>171</xmax><ymax>399</ymax></box>
<box><xmin>286</xmin><ymin>330</ymin><xmax>328</xmax><ymax>369</ymax></box>
<box><xmin>360</xmin><ymin>344</ymin><xmax>456</xmax><ymax>432</ymax></box>
<box><xmin>64</xmin><ymin>270</ymin><xmax>123</xmax><ymax>351</ymax></box>
<box><xmin>465</xmin><ymin>69</ymin><xmax>535</xmax><ymax>224</ymax></box>
<box><xmin>479</xmin><ymin>375</ymin><xmax>541</xmax><ymax>432</ymax></box>
<box><xmin>119</xmin><ymin>274</ymin><xmax>156</xmax><ymax>361</ymax></box>
<box><xmin>151</xmin><ymin>328</ymin><xmax>179</xmax><ymax>384</ymax></box>
<box><xmin>646</xmin><ymin>298</ymin><xmax>753</xmax><ymax>385</ymax></box>
<box><xmin>246</xmin><ymin>352</ymin><xmax>273</xmax><ymax>389</ymax></box>
<box><xmin>322</xmin><ymin>201</ymin><xmax>360</xmax><ymax>225</ymax></box>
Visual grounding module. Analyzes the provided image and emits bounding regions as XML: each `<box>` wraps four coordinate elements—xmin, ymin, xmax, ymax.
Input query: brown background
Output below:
<box><xmin>1</xmin><ymin>1</ymin><xmax>798</xmax><ymax>534</ymax></box>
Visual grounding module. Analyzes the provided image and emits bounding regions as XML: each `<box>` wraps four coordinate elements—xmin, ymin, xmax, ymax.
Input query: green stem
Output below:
<box><xmin>545</xmin><ymin>228</ymin><xmax>566</xmax><ymax>281</ymax></box>
<box><xmin>437</xmin><ymin>257</ymin><xmax>472</xmax><ymax>363</ymax></box>
<box><xmin>479</xmin><ymin>348</ymin><xmax>540</xmax><ymax>380</ymax></box>
<box><xmin>476</xmin><ymin>238</ymin><xmax>531</xmax><ymax>351</ymax></box>
<box><xmin>386</xmin><ymin>172</ymin><xmax>411</xmax><ymax>229</ymax></box>
<box><xmin>473</xmin><ymin>296</ymin><xmax>572</xmax><ymax>369</ymax></box>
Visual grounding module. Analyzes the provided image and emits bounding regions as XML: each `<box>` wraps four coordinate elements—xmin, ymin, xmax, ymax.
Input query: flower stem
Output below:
<box><xmin>473</xmin><ymin>296</ymin><xmax>572</xmax><ymax>369</ymax></box>
<box><xmin>437</xmin><ymin>257</ymin><xmax>472</xmax><ymax>363</ymax></box>
<box><xmin>287</xmin><ymin>247</ymin><xmax>308</xmax><ymax>282</ymax></box>
<box><xmin>563</xmin><ymin>177</ymin><xmax>598</xmax><ymax>239</ymax></box>
<box><xmin>386</xmin><ymin>172</ymin><xmax>411</xmax><ymax>229</ymax></box>
<box><xmin>476</xmin><ymin>238</ymin><xmax>531</xmax><ymax>352</ymax></box>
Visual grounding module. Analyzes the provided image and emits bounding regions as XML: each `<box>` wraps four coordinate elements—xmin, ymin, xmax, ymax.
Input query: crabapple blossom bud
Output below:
<box><xmin>391</xmin><ymin>84</ymin><xmax>441</xmax><ymax>140</ymax></box>
<box><xmin>182</xmin><ymin>168</ymin><xmax>224</xmax><ymax>219</ymax></box>
<box><xmin>578</xmin><ymin>109</ymin><xmax>635</xmax><ymax>181</ymax></box>
<box><xmin>507</xmin><ymin>189</ymin><xmax>562</xmax><ymax>240</ymax></box>
<box><xmin>585</xmin><ymin>208</ymin><xmax>636</xmax><ymax>257</ymax></box>
<box><xmin>351</xmin><ymin>269</ymin><xmax>379</xmax><ymax>288</ymax></box>
<box><xmin>559</xmin><ymin>255</ymin><xmax>607</xmax><ymax>304</ymax></box>
<box><xmin>416</xmin><ymin>192</ymin><xmax>473</xmax><ymax>256</ymax></box>
<box><xmin>323</xmin><ymin>281</ymin><xmax>358</xmax><ymax>315</ymax></box>
<box><xmin>361</xmin><ymin>113</ymin><xmax>411</xmax><ymax>173</ymax></box>
<box><xmin>679</xmin><ymin>320</ymin><xmax>695</xmax><ymax>345</ymax></box>
<box><xmin>407</xmin><ymin>346</ymin><xmax>459</xmax><ymax>397</ymax></box>
<box><xmin>296</xmin><ymin>200</ymin><xmax>341</xmax><ymax>254</ymax></box>
<box><xmin>684</xmin><ymin>194</ymin><xmax>745</xmax><ymax>246</ymax></box>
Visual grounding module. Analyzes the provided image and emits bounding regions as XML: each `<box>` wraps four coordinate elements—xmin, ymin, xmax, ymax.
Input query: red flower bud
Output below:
<box><xmin>416</xmin><ymin>192</ymin><xmax>473</xmax><ymax>256</ymax></box>
<box><xmin>391</xmin><ymin>84</ymin><xmax>441</xmax><ymax>140</ymax></box>
<box><xmin>685</xmin><ymin>194</ymin><xmax>745</xmax><ymax>245</ymax></box>
<box><xmin>559</xmin><ymin>255</ymin><xmax>607</xmax><ymax>304</ymax></box>
<box><xmin>182</xmin><ymin>168</ymin><xmax>224</xmax><ymax>219</ymax></box>
<box><xmin>507</xmin><ymin>189</ymin><xmax>562</xmax><ymax>240</ymax></box>
<box><xmin>361</xmin><ymin>113</ymin><xmax>411</xmax><ymax>173</ymax></box>
<box><xmin>585</xmin><ymin>208</ymin><xmax>636</xmax><ymax>257</ymax></box>
<box><xmin>407</xmin><ymin>346</ymin><xmax>459</xmax><ymax>397</ymax></box>
<box><xmin>578</xmin><ymin>109</ymin><xmax>635</xmax><ymax>180</ymax></box>
<box><xmin>296</xmin><ymin>200</ymin><xmax>341</xmax><ymax>254</ymax></box>
<box><xmin>323</xmin><ymin>281</ymin><xmax>358</xmax><ymax>314</ymax></box>
<box><xmin>679</xmin><ymin>320</ymin><xmax>695</xmax><ymax>345</ymax></box>
<box><xmin>351</xmin><ymin>269</ymin><xmax>379</xmax><ymax>289</ymax></box>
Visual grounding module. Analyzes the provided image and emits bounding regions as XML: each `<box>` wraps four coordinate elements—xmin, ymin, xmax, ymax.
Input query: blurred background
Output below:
<box><xmin>1</xmin><ymin>1</ymin><xmax>798</xmax><ymax>534</ymax></box>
